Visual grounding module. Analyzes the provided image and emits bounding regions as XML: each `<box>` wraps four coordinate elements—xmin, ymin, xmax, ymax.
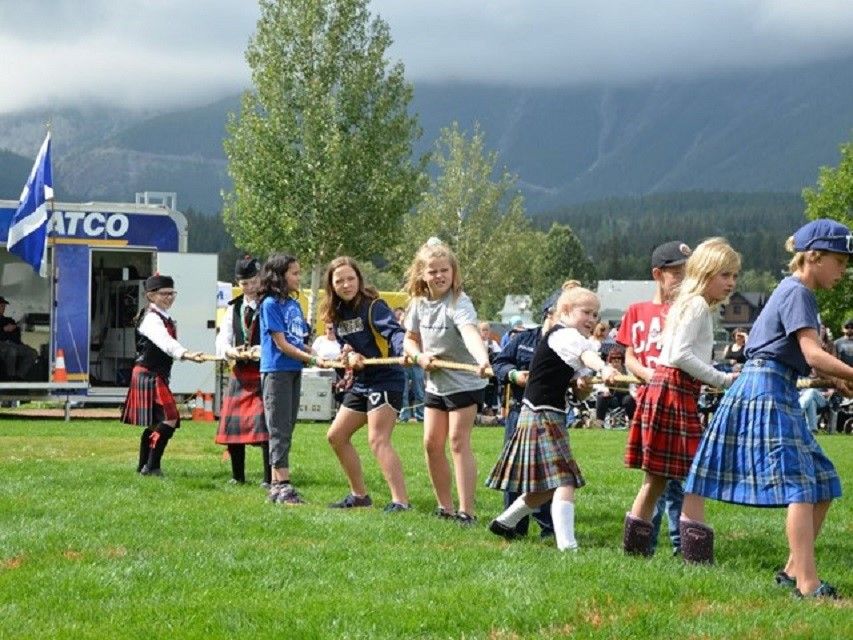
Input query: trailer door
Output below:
<box><xmin>156</xmin><ymin>252</ymin><xmax>218</xmax><ymax>395</ymax></box>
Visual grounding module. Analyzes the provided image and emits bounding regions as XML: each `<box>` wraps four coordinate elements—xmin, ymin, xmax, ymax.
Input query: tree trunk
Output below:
<box><xmin>307</xmin><ymin>262</ymin><xmax>322</xmax><ymax>334</ymax></box>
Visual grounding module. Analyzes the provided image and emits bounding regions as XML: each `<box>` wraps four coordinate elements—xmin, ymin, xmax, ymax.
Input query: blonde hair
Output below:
<box><xmin>665</xmin><ymin>237</ymin><xmax>741</xmax><ymax>331</ymax></box>
<box><xmin>555</xmin><ymin>286</ymin><xmax>599</xmax><ymax>323</ymax></box>
<box><xmin>784</xmin><ymin>235</ymin><xmax>829</xmax><ymax>273</ymax></box>
<box><xmin>403</xmin><ymin>238</ymin><xmax>463</xmax><ymax>300</ymax></box>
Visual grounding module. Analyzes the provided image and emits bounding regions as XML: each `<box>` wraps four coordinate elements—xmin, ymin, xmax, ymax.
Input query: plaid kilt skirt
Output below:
<box><xmin>486</xmin><ymin>403</ymin><xmax>585</xmax><ymax>494</ymax></box>
<box><xmin>625</xmin><ymin>366</ymin><xmax>702</xmax><ymax>480</ymax></box>
<box><xmin>120</xmin><ymin>365</ymin><xmax>179</xmax><ymax>426</ymax></box>
<box><xmin>685</xmin><ymin>359</ymin><xmax>841</xmax><ymax>506</ymax></box>
<box><xmin>215</xmin><ymin>363</ymin><xmax>268</xmax><ymax>445</ymax></box>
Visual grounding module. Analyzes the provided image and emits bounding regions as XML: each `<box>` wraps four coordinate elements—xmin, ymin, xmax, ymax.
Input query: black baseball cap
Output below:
<box><xmin>0</xmin><ymin>296</ymin><xmax>9</xmax><ymax>304</ymax></box>
<box><xmin>541</xmin><ymin>290</ymin><xmax>561</xmax><ymax>317</ymax></box>
<box><xmin>651</xmin><ymin>241</ymin><xmax>692</xmax><ymax>269</ymax></box>
<box><xmin>844</xmin><ymin>318</ymin><xmax>853</xmax><ymax>329</ymax></box>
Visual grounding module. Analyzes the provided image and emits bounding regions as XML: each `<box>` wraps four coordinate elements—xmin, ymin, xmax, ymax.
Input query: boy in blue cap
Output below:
<box><xmin>682</xmin><ymin>219</ymin><xmax>853</xmax><ymax>599</ymax></box>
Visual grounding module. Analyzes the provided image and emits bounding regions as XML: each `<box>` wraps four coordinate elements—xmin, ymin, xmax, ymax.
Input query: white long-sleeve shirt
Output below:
<box><xmin>658</xmin><ymin>295</ymin><xmax>729</xmax><ymax>388</ymax></box>
<box><xmin>138</xmin><ymin>304</ymin><xmax>187</xmax><ymax>360</ymax></box>
<box><xmin>214</xmin><ymin>298</ymin><xmax>258</xmax><ymax>357</ymax></box>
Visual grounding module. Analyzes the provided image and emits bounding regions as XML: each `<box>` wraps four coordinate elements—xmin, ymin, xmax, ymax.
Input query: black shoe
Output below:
<box><xmin>383</xmin><ymin>502</ymin><xmax>411</xmax><ymax>513</ymax></box>
<box><xmin>455</xmin><ymin>511</ymin><xmax>477</xmax><ymax>526</ymax></box>
<box><xmin>488</xmin><ymin>519</ymin><xmax>518</xmax><ymax>540</ymax></box>
<box><xmin>794</xmin><ymin>581</ymin><xmax>838</xmax><ymax>599</ymax></box>
<box><xmin>434</xmin><ymin>506</ymin><xmax>456</xmax><ymax>520</ymax></box>
<box><xmin>140</xmin><ymin>465</ymin><xmax>163</xmax><ymax>477</ymax></box>
<box><xmin>775</xmin><ymin>570</ymin><xmax>796</xmax><ymax>589</ymax></box>
<box><xmin>329</xmin><ymin>493</ymin><xmax>373</xmax><ymax>508</ymax></box>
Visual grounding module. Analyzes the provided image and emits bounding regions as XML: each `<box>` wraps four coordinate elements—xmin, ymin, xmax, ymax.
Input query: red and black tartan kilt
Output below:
<box><xmin>624</xmin><ymin>365</ymin><xmax>702</xmax><ymax>480</ymax></box>
<box><xmin>121</xmin><ymin>365</ymin><xmax>180</xmax><ymax>426</ymax></box>
<box><xmin>215</xmin><ymin>363</ymin><xmax>268</xmax><ymax>445</ymax></box>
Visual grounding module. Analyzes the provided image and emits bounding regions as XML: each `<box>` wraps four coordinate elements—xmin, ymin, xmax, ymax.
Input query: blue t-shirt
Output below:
<box><xmin>259</xmin><ymin>294</ymin><xmax>309</xmax><ymax>373</ymax></box>
<box><xmin>745</xmin><ymin>276</ymin><xmax>819</xmax><ymax>376</ymax></box>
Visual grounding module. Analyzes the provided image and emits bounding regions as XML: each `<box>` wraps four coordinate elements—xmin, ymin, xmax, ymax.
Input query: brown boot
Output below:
<box><xmin>680</xmin><ymin>518</ymin><xmax>714</xmax><ymax>564</ymax></box>
<box><xmin>623</xmin><ymin>513</ymin><xmax>654</xmax><ymax>556</ymax></box>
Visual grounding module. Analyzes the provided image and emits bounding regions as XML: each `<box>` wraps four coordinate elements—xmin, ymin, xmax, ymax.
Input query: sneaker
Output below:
<box><xmin>276</xmin><ymin>485</ymin><xmax>305</xmax><ymax>506</ymax></box>
<box><xmin>488</xmin><ymin>519</ymin><xmax>518</xmax><ymax>540</ymax></box>
<box><xmin>794</xmin><ymin>581</ymin><xmax>838</xmax><ymax>599</ymax></box>
<box><xmin>260</xmin><ymin>481</ymin><xmax>271</xmax><ymax>490</ymax></box>
<box><xmin>775</xmin><ymin>569</ymin><xmax>796</xmax><ymax>589</ymax></box>
<box><xmin>267</xmin><ymin>482</ymin><xmax>286</xmax><ymax>503</ymax></box>
<box><xmin>228</xmin><ymin>478</ymin><xmax>245</xmax><ymax>485</ymax></box>
<box><xmin>455</xmin><ymin>511</ymin><xmax>477</xmax><ymax>526</ymax></box>
<box><xmin>383</xmin><ymin>502</ymin><xmax>411</xmax><ymax>513</ymax></box>
<box><xmin>329</xmin><ymin>493</ymin><xmax>373</xmax><ymax>509</ymax></box>
<box><xmin>434</xmin><ymin>506</ymin><xmax>456</xmax><ymax>520</ymax></box>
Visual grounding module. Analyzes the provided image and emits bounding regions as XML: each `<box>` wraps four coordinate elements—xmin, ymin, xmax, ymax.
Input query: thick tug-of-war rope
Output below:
<box><xmin>198</xmin><ymin>350</ymin><xmax>833</xmax><ymax>389</ymax></box>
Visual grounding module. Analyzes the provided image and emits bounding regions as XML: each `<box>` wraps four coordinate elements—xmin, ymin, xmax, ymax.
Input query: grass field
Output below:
<box><xmin>0</xmin><ymin>418</ymin><xmax>850</xmax><ymax>639</ymax></box>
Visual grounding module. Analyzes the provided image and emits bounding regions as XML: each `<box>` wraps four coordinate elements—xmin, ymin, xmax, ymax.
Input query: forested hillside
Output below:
<box><xmin>537</xmin><ymin>191</ymin><xmax>804</xmax><ymax>277</ymax></box>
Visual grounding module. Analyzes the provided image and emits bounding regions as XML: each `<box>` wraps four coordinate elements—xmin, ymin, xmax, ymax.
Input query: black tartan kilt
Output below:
<box><xmin>215</xmin><ymin>362</ymin><xmax>268</xmax><ymax>445</ymax></box>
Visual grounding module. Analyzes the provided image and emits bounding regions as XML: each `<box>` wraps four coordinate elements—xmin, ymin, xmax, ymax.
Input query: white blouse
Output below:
<box><xmin>658</xmin><ymin>296</ymin><xmax>729</xmax><ymax>388</ymax></box>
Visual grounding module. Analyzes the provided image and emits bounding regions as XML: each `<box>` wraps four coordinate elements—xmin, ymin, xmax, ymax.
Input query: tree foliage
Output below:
<box><xmin>528</xmin><ymin>223</ymin><xmax>596</xmax><ymax>310</ymax></box>
<box><xmin>803</xmin><ymin>139</ymin><xmax>853</xmax><ymax>329</ymax></box>
<box><xmin>222</xmin><ymin>0</ymin><xmax>426</xmax><ymax>317</ymax></box>
<box><xmin>390</xmin><ymin>123</ymin><xmax>541</xmax><ymax>319</ymax></box>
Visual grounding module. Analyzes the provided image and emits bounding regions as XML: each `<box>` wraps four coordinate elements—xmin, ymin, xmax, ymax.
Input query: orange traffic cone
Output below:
<box><xmin>191</xmin><ymin>389</ymin><xmax>205</xmax><ymax>421</ymax></box>
<box><xmin>53</xmin><ymin>348</ymin><xmax>68</xmax><ymax>382</ymax></box>
<box><xmin>203</xmin><ymin>393</ymin><xmax>215</xmax><ymax>421</ymax></box>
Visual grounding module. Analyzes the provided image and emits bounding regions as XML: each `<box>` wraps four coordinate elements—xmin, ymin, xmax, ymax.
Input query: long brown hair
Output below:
<box><xmin>319</xmin><ymin>256</ymin><xmax>378</xmax><ymax>324</ymax></box>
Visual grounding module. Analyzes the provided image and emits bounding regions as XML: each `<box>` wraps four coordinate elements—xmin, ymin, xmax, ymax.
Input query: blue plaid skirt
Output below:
<box><xmin>684</xmin><ymin>359</ymin><xmax>841</xmax><ymax>506</ymax></box>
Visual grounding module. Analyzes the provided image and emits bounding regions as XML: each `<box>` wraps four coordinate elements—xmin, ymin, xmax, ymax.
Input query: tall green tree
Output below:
<box><xmin>391</xmin><ymin>122</ymin><xmax>539</xmax><ymax>319</ymax></box>
<box><xmin>802</xmin><ymin>139</ymin><xmax>853</xmax><ymax>329</ymax></box>
<box><xmin>222</xmin><ymin>0</ymin><xmax>425</xmax><ymax>321</ymax></box>
<box><xmin>529</xmin><ymin>223</ymin><xmax>597</xmax><ymax>309</ymax></box>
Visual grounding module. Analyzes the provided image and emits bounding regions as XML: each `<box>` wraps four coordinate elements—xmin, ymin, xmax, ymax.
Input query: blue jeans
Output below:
<box><xmin>502</xmin><ymin>406</ymin><xmax>554</xmax><ymax>537</ymax></box>
<box><xmin>651</xmin><ymin>479</ymin><xmax>683</xmax><ymax>553</ymax></box>
<box><xmin>399</xmin><ymin>365</ymin><xmax>424</xmax><ymax>421</ymax></box>
<box><xmin>799</xmin><ymin>388</ymin><xmax>829</xmax><ymax>432</ymax></box>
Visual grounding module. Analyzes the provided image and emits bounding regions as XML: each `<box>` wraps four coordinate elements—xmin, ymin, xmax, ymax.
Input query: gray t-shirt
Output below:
<box><xmin>406</xmin><ymin>291</ymin><xmax>487</xmax><ymax>396</ymax></box>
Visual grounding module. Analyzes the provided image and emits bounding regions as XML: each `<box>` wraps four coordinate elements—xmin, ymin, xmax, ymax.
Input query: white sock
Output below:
<box><xmin>552</xmin><ymin>498</ymin><xmax>578</xmax><ymax>551</ymax></box>
<box><xmin>496</xmin><ymin>495</ymin><xmax>535</xmax><ymax>527</ymax></box>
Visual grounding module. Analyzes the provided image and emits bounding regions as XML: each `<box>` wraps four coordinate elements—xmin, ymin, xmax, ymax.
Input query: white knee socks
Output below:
<box><xmin>496</xmin><ymin>496</ymin><xmax>535</xmax><ymax>527</ymax></box>
<box><xmin>552</xmin><ymin>498</ymin><xmax>577</xmax><ymax>551</ymax></box>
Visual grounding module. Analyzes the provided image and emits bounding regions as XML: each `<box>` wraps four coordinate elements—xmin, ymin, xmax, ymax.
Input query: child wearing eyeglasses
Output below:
<box><xmin>121</xmin><ymin>274</ymin><xmax>205</xmax><ymax>476</ymax></box>
<box><xmin>681</xmin><ymin>219</ymin><xmax>853</xmax><ymax>599</ymax></box>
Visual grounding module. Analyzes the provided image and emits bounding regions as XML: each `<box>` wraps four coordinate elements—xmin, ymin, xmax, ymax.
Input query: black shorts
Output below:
<box><xmin>424</xmin><ymin>389</ymin><xmax>485</xmax><ymax>412</ymax></box>
<box><xmin>341</xmin><ymin>390</ymin><xmax>403</xmax><ymax>413</ymax></box>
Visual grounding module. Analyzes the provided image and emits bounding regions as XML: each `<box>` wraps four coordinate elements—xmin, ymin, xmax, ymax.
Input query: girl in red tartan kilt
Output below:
<box><xmin>215</xmin><ymin>257</ymin><xmax>271</xmax><ymax>487</ymax></box>
<box><xmin>486</xmin><ymin>286</ymin><xmax>618</xmax><ymax>552</ymax></box>
<box><xmin>121</xmin><ymin>274</ymin><xmax>205</xmax><ymax>476</ymax></box>
<box><xmin>622</xmin><ymin>238</ymin><xmax>740</xmax><ymax>556</ymax></box>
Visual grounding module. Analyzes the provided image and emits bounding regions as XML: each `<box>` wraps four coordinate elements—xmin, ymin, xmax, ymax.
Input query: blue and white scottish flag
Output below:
<box><xmin>7</xmin><ymin>132</ymin><xmax>54</xmax><ymax>277</ymax></box>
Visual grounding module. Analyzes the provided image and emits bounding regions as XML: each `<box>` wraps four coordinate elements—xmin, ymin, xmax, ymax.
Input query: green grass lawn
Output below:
<box><xmin>0</xmin><ymin>419</ymin><xmax>850</xmax><ymax>639</ymax></box>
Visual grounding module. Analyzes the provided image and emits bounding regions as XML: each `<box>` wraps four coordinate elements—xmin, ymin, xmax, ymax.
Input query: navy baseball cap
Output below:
<box><xmin>793</xmin><ymin>219</ymin><xmax>853</xmax><ymax>254</ymax></box>
<box><xmin>651</xmin><ymin>241</ymin><xmax>692</xmax><ymax>268</ymax></box>
<box><xmin>541</xmin><ymin>290</ymin><xmax>561</xmax><ymax>317</ymax></box>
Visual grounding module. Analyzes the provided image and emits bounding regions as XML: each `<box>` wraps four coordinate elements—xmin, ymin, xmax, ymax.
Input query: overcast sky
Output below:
<box><xmin>2</xmin><ymin>1</ymin><xmax>853</xmax><ymax>114</ymax></box>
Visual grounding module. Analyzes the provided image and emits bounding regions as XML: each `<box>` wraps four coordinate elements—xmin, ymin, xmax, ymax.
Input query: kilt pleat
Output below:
<box><xmin>624</xmin><ymin>366</ymin><xmax>702</xmax><ymax>480</ymax></box>
<box><xmin>486</xmin><ymin>405</ymin><xmax>585</xmax><ymax>493</ymax></box>
<box><xmin>685</xmin><ymin>359</ymin><xmax>841</xmax><ymax>506</ymax></box>
<box><xmin>121</xmin><ymin>366</ymin><xmax>179</xmax><ymax>426</ymax></box>
<box><xmin>215</xmin><ymin>364</ymin><xmax>268</xmax><ymax>445</ymax></box>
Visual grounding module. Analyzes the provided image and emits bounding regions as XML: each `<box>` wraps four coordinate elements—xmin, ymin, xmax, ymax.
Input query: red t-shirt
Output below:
<box><xmin>615</xmin><ymin>301</ymin><xmax>668</xmax><ymax>370</ymax></box>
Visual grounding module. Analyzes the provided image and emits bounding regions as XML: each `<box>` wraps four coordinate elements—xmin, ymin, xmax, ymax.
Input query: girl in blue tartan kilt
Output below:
<box><xmin>486</xmin><ymin>287</ymin><xmax>618</xmax><ymax>551</ymax></box>
<box><xmin>321</xmin><ymin>256</ymin><xmax>410</xmax><ymax>513</ymax></box>
<box><xmin>121</xmin><ymin>274</ymin><xmax>205</xmax><ymax>476</ymax></box>
<box><xmin>681</xmin><ymin>219</ymin><xmax>853</xmax><ymax>599</ymax></box>
<box><xmin>214</xmin><ymin>257</ymin><xmax>271</xmax><ymax>487</ymax></box>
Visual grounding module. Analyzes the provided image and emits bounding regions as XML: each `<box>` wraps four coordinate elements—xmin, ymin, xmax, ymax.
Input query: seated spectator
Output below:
<box><xmin>593</xmin><ymin>346</ymin><xmax>635</xmax><ymax>427</ymax></box>
<box><xmin>723</xmin><ymin>329</ymin><xmax>748</xmax><ymax>370</ymax></box>
<box><xmin>589</xmin><ymin>321</ymin><xmax>608</xmax><ymax>354</ymax></box>
<box><xmin>0</xmin><ymin>295</ymin><xmax>37</xmax><ymax>380</ymax></box>
<box><xmin>499</xmin><ymin>316</ymin><xmax>525</xmax><ymax>348</ymax></box>
<box><xmin>479</xmin><ymin>322</ymin><xmax>501</xmax><ymax>419</ymax></box>
<box><xmin>312</xmin><ymin>323</ymin><xmax>342</xmax><ymax>361</ymax></box>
